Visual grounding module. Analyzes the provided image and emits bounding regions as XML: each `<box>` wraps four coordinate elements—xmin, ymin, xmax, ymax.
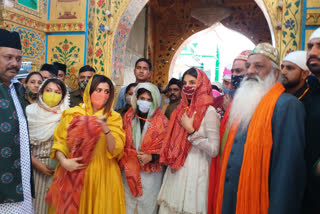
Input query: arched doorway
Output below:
<box><xmin>111</xmin><ymin>0</ymin><xmax>274</xmax><ymax>87</ymax></box>
<box><xmin>168</xmin><ymin>23</ymin><xmax>256</xmax><ymax>82</ymax></box>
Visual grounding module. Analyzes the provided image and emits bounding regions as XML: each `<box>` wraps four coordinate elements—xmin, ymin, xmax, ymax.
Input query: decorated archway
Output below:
<box><xmin>110</xmin><ymin>0</ymin><xmax>302</xmax><ymax>87</ymax></box>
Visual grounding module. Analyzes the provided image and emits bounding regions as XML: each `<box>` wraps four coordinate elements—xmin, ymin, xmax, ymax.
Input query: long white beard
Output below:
<box><xmin>229</xmin><ymin>71</ymin><xmax>277</xmax><ymax>129</ymax></box>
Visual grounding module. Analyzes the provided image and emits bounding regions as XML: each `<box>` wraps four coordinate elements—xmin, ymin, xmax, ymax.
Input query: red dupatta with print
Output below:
<box><xmin>160</xmin><ymin>68</ymin><xmax>214</xmax><ymax>169</ymax></box>
<box><xmin>46</xmin><ymin>115</ymin><xmax>102</xmax><ymax>214</ymax></box>
<box><xmin>119</xmin><ymin>107</ymin><xmax>168</xmax><ymax>197</ymax></box>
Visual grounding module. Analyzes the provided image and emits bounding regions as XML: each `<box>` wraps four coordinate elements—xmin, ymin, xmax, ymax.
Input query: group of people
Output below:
<box><xmin>0</xmin><ymin>25</ymin><xmax>320</xmax><ymax>214</ymax></box>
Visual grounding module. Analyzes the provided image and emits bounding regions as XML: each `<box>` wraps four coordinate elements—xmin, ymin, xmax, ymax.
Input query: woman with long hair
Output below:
<box><xmin>46</xmin><ymin>74</ymin><xmax>126</xmax><ymax>214</ymax></box>
<box><xmin>120</xmin><ymin>83</ymin><xmax>168</xmax><ymax>214</ymax></box>
<box><xmin>158</xmin><ymin>68</ymin><xmax>220</xmax><ymax>214</ymax></box>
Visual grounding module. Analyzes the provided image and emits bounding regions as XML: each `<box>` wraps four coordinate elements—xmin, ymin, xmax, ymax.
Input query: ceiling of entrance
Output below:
<box><xmin>149</xmin><ymin>0</ymin><xmax>271</xmax><ymax>44</ymax></box>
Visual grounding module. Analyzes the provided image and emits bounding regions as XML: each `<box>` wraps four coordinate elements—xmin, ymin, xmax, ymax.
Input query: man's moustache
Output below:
<box><xmin>244</xmin><ymin>74</ymin><xmax>259</xmax><ymax>81</ymax></box>
<box><xmin>7</xmin><ymin>67</ymin><xmax>19</xmax><ymax>72</ymax></box>
<box><xmin>307</xmin><ymin>56</ymin><xmax>320</xmax><ymax>64</ymax></box>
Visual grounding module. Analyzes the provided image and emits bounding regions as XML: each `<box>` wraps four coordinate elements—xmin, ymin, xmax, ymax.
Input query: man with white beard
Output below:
<box><xmin>215</xmin><ymin>43</ymin><xmax>306</xmax><ymax>214</ymax></box>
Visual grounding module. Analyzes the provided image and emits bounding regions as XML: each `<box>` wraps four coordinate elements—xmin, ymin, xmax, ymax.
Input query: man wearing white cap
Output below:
<box><xmin>303</xmin><ymin>27</ymin><xmax>320</xmax><ymax>213</ymax></box>
<box><xmin>281</xmin><ymin>51</ymin><xmax>310</xmax><ymax>102</ymax></box>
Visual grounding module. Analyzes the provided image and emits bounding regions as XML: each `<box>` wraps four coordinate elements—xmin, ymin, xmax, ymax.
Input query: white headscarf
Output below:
<box><xmin>309</xmin><ymin>27</ymin><xmax>320</xmax><ymax>41</ymax></box>
<box><xmin>283</xmin><ymin>51</ymin><xmax>308</xmax><ymax>71</ymax></box>
<box><xmin>26</xmin><ymin>79</ymin><xmax>70</xmax><ymax>143</ymax></box>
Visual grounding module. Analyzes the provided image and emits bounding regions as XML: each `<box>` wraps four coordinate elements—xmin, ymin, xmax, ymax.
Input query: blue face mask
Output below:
<box><xmin>222</xmin><ymin>85</ymin><xmax>235</xmax><ymax>97</ymax></box>
<box><xmin>231</xmin><ymin>75</ymin><xmax>245</xmax><ymax>90</ymax></box>
<box><xmin>137</xmin><ymin>100</ymin><xmax>152</xmax><ymax>113</ymax></box>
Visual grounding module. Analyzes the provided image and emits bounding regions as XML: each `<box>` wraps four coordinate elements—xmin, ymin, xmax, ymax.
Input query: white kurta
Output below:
<box><xmin>122</xmin><ymin>170</ymin><xmax>163</xmax><ymax>214</ymax></box>
<box><xmin>158</xmin><ymin>105</ymin><xmax>220</xmax><ymax>214</ymax></box>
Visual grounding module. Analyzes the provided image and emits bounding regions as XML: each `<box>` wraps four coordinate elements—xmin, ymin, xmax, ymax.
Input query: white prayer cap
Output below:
<box><xmin>283</xmin><ymin>51</ymin><xmax>308</xmax><ymax>71</ymax></box>
<box><xmin>309</xmin><ymin>27</ymin><xmax>320</xmax><ymax>41</ymax></box>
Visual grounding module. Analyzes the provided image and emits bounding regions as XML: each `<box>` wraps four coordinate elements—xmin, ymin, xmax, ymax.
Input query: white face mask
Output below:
<box><xmin>137</xmin><ymin>100</ymin><xmax>152</xmax><ymax>113</ymax></box>
<box><xmin>125</xmin><ymin>95</ymin><xmax>132</xmax><ymax>106</ymax></box>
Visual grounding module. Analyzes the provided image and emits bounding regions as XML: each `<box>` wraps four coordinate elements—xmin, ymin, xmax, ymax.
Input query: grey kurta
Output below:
<box><xmin>221</xmin><ymin>93</ymin><xmax>306</xmax><ymax>214</ymax></box>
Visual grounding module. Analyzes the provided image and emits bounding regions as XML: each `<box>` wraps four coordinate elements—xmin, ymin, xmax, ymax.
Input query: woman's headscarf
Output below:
<box><xmin>26</xmin><ymin>78</ymin><xmax>69</xmax><ymax>142</ymax></box>
<box><xmin>120</xmin><ymin>82</ymin><xmax>168</xmax><ymax>197</ymax></box>
<box><xmin>46</xmin><ymin>74</ymin><xmax>125</xmax><ymax>213</ymax></box>
<box><xmin>160</xmin><ymin>68</ymin><xmax>214</xmax><ymax>169</ymax></box>
<box><xmin>131</xmin><ymin>82</ymin><xmax>161</xmax><ymax>148</ymax></box>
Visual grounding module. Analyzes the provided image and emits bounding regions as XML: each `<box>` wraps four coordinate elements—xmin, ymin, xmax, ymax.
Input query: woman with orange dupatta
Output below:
<box><xmin>120</xmin><ymin>82</ymin><xmax>168</xmax><ymax>214</ymax></box>
<box><xmin>46</xmin><ymin>75</ymin><xmax>126</xmax><ymax>214</ymax></box>
<box><xmin>158</xmin><ymin>68</ymin><xmax>220</xmax><ymax>214</ymax></box>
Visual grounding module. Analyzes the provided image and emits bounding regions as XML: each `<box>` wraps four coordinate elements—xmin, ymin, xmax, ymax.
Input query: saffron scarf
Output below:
<box><xmin>160</xmin><ymin>68</ymin><xmax>214</xmax><ymax>169</ymax></box>
<box><xmin>120</xmin><ymin>107</ymin><xmax>168</xmax><ymax>197</ymax></box>
<box><xmin>215</xmin><ymin>82</ymin><xmax>284</xmax><ymax>214</ymax></box>
<box><xmin>45</xmin><ymin>115</ymin><xmax>102</xmax><ymax>214</ymax></box>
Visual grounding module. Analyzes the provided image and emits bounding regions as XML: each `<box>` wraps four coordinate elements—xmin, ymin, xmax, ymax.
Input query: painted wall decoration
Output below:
<box><xmin>279</xmin><ymin>0</ymin><xmax>302</xmax><ymax>58</ymax></box>
<box><xmin>221</xmin><ymin>3</ymin><xmax>271</xmax><ymax>44</ymax></box>
<box><xmin>50</xmin><ymin>0</ymin><xmax>85</xmax><ymax>21</ymax></box>
<box><xmin>306</xmin><ymin>9</ymin><xmax>320</xmax><ymax>26</ymax></box>
<box><xmin>14</xmin><ymin>26</ymin><xmax>45</xmax><ymax>59</ymax></box>
<box><xmin>47</xmin><ymin>35</ymin><xmax>85</xmax><ymax>90</ymax></box>
<box><xmin>307</xmin><ymin>0</ymin><xmax>320</xmax><ymax>8</ymax></box>
<box><xmin>0</xmin><ymin>22</ymin><xmax>46</xmax><ymax>71</ymax></box>
<box><xmin>17</xmin><ymin>0</ymin><xmax>38</xmax><ymax>10</ymax></box>
<box><xmin>86</xmin><ymin>0</ymin><xmax>110</xmax><ymax>74</ymax></box>
<box><xmin>302</xmin><ymin>0</ymin><xmax>320</xmax><ymax>49</ymax></box>
<box><xmin>14</xmin><ymin>0</ymin><xmax>47</xmax><ymax>18</ymax></box>
<box><xmin>111</xmin><ymin>0</ymin><xmax>148</xmax><ymax>85</ymax></box>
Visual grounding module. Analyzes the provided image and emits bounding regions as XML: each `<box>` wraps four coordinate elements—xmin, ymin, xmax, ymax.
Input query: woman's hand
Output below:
<box><xmin>37</xmin><ymin>162</ymin><xmax>54</xmax><ymax>176</ymax></box>
<box><xmin>31</xmin><ymin>155</ymin><xmax>54</xmax><ymax>176</ymax></box>
<box><xmin>60</xmin><ymin>157</ymin><xmax>86</xmax><ymax>172</ymax></box>
<box><xmin>181</xmin><ymin>112</ymin><xmax>196</xmax><ymax>134</ymax></box>
<box><xmin>97</xmin><ymin>115</ymin><xmax>110</xmax><ymax>134</ymax></box>
<box><xmin>137</xmin><ymin>152</ymin><xmax>152</xmax><ymax>166</ymax></box>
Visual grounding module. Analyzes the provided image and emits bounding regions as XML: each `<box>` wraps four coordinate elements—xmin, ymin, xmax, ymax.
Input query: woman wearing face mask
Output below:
<box><xmin>120</xmin><ymin>83</ymin><xmax>168</xmax><ymax>214</ymax></box>
<box><xmin>116</xmin><ymin>82</ymin><xmax>137</xmax><ymax>117</ymax></box>
<box><xmin>46</xmin><ymin>75</ymin><xmax>126</xmax><ymax>214</ymax></box>
<box><xmin>158</xmin><ymin>67</ymin><xmax>220</xmax><ymax>214</ymax></box>
<box><xmin>26</xmin><ymin>78</ymin><xmax>69</xmax><ymax>214</ymax></box>
<box><xmin>24</xmin><ymin>72</ymin><xmax>43</xmax><ymax>105</ymax></box>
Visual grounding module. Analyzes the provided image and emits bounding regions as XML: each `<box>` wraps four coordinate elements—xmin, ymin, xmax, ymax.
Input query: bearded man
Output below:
<box><xmin>281</xmin><ymin>50</ymin><xmax>310</xmax><ymax>103</ymax></box>
<box><xmin>303</xmin><ymin>27</ymin><xmax>320</xmax><ymax>214</ymax></box>
<box><xmin>215</xmin><ymin>43</ymin><xmax>306</xmax><ymax>214</ymax></box>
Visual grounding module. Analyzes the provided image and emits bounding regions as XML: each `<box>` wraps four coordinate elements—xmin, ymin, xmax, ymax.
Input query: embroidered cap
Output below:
<box><xmin>251</xmin><ymin>43</ymin><xmax>279</xmax><ymax>65</ymax></box>
<box><xmin>234</xmin><ymin>50</ymin><xmax>252</xmax><ymax>63</ymax></box>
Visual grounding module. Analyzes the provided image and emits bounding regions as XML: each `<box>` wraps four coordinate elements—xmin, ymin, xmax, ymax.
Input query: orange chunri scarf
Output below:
<box><xmin>215</xmin><ymin>83</ymin><xmax>284</xmax><ymax>214</ymax></box>
<box><xmin>160</xmin><ymin>68</ymin><xmax>214</xmax><ymax>169</ymax></box>
<box><xmin>46</xmin><ymin>115</ymin><xmax>102</xmax><ymax>214</ymax></box>
<box><xmin>119</xmin><ymin>107</ymin><xmax>168</xmax><ymax>197</ymax></box>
